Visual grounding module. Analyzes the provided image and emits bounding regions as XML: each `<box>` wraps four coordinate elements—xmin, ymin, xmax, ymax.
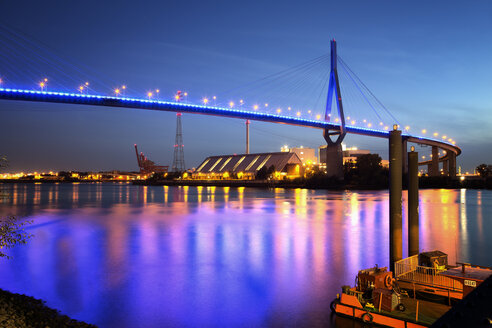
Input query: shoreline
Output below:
<box><xmin>1</xmin><ymin>177</ymin><xmax>491</xmax><ymax>190</ymax></box>
<box><xmin>0</xmin><ymin>288</ymin><xmax>95</xmax><ymax>327</ymax></box>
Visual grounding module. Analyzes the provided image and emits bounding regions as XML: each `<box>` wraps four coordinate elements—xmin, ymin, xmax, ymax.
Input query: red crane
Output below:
<box><xmin>134</xmin><ymin>144</ymin><xmax>168</xmax><ymax>174</ymax></box>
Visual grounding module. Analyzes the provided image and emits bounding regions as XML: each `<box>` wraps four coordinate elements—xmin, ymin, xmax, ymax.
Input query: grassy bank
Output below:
<box><xmin>0</xmin><ymin>289</ymin><xmax>95</xmax><ymax>328</ymax></box>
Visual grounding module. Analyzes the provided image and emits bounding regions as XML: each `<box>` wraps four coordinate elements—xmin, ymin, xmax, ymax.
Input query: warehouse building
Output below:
<box><xmin>192</xmin><ymin>152</ymin><xmax>304</xmax><ymax>180</ymax></box>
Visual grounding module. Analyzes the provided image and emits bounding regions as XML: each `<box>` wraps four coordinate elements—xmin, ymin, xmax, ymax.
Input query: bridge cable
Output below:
<box><xmin>338</xmin><ymin>56</ymin><xmax>400</xmax><ymax>126</ymax></box>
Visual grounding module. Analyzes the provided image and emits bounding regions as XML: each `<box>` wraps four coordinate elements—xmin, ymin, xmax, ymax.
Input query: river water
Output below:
<box><xmin>0</xmin><ymin>183</ymin><xmax>490</xmax><ymax>327</ymax></box>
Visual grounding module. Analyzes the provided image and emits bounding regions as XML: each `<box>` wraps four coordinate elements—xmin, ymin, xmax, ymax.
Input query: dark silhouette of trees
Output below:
<box><xmin>0</xmin><ymin>156</ymin><xmax>33</xmax><ymax>259</ymax></box>
<box><xmin>256</xmin><ymin>165</ymin><xmax>276</xmax><ymax>180</ymax></box>
<box><xmin>0</xmin><ymin>216</ymin><xmax>33</xmax><ymax>259</ymax></box>
<box><xmin>344</xmin><ymin>154</ymin><xmax>388</xmax><ymax>187</ymax></box>
<box><xmin>476</xmin><ymin>164</ymin><xmax>492</xmax><ymax>177</ymax></box>
<box><xmin>256</xmin><ymin>166</ymin><xmax>268</xmax><ymax>180</ymax></box>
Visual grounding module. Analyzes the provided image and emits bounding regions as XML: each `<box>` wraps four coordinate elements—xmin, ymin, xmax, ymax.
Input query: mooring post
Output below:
<box><xmin>389</xmin><ymin>125</ymin><xmax>402</xmax><ymax>272</ymax></box>
<box><xmin>408</xmin><ymin>146</ymin><xmax>419</xmax><ymax>257</ymax></box>
<box><xmin>402</xmin><ymin>139</ymin><xmax>408</xmax><ymax>174</ymax></box>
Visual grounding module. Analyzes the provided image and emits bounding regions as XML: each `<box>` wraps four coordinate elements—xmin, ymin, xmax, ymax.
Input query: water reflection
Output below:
<box><xmin>0</xmin><ymin>183</ymin><xmax>491</xmax><ymax>327</ymax></box>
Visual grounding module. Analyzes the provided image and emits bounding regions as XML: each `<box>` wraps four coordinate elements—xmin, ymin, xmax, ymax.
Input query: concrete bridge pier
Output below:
<box><xmin>323</xmin><ymin>130</ymin><xmax>344</xmax><ymax>180</ymax></box>
<box><xmin>443</xmin><ymin>159</ymin><xmax>449</xmax><ymax>176</ymax></box>
<box><xmin>449</xmin><ymin>152</ymin><xmax>457</xmax><ymax>177</ymax></box>
<box><xmin>429</xmin><ymin>146</ymin><xmax>439</xmax><ymax>176</ymax></box>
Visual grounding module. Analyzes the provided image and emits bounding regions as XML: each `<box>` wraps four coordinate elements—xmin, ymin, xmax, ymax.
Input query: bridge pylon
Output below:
<box><xmin>323</xmin><ymin>39</ymin><xmax>346</xmax><ymax>179</ymax></box>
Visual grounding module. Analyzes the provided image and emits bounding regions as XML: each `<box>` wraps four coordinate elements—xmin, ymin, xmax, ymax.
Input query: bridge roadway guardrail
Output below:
<box><xmin>0</xmin><ymin>88</ymin><xmax>461</xmax><ymax>159</ymax></box>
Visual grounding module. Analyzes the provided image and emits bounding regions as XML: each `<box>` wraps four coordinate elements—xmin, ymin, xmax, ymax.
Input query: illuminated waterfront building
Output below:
<box><xmin>192</xmin><ymin>152</ymin><xmax>304</xmax><ymax>180</ymax></box>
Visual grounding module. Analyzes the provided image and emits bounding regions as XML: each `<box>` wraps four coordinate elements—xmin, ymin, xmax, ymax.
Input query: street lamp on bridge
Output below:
<box><xmin>39</xmin><ymin>78</ymin><xmax>48</xmax><ymax>91</ymax></box>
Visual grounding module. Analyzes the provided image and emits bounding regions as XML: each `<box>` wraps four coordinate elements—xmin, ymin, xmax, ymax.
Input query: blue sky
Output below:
<box><xmin>0</xmin><ymin>0</ymin><xmax>491</xmax><ymax>172</ymax></box>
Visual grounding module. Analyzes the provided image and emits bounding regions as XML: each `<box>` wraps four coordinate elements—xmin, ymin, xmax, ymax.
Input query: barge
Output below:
<box><xmin>331</xmin><ymin>251</ymin><xmax>492</xmax><ymax>327</ymax></box>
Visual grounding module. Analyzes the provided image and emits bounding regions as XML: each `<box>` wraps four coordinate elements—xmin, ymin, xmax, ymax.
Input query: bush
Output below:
<box><xmin>0</xmin><ymin>216</ymin><xmax>33</xmax><ymax>259</ymax></box>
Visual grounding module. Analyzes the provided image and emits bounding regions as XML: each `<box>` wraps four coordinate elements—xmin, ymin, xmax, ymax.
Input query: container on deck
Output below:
<box><xmin>419</xmin><ymin>250</ymin><xmax>448</xmax><ymax>269</ymax></box>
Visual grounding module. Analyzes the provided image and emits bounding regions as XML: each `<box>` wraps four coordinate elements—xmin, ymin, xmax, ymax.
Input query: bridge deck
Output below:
<box><xmin>0</xmin><ymin>87</ymin><xmax>461</xmax><ymax>158</ymax></box>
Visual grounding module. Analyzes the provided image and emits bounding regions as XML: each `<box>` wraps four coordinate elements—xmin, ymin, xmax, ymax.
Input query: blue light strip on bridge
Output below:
<box><xmin>0</xmin><ymin>87</ymin><xmax>459</xmax><ymax>153</ymax></box>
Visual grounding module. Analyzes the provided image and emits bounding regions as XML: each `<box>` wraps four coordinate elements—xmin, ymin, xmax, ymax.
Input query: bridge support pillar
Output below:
<box><xmin>449</xmin><ymin>152</ymin><xmax>457</xmax><ymax>178</ymax></box>
<box><xmin>389</xmin><ymin>126</ymin><xmax>402</xmax><ymax>272</ymax></box>
<box><xmin>323</xmin><ymin>133</ymin><xmax>344</xmax><ymax>180</ymax></box>
<box><xmin>443</xmin><ymin>160</ymin><xmax>449</xmax><ymax>176</ymax></box>
<box><xmin>429</xmin><ymin>146</ymin><xmax>439</xmax><ymax>176</ymax></box>
<box><xmin>408</xmin><ymin>147</ymin><xmax>419</xmax><ymax>257</ymax></box>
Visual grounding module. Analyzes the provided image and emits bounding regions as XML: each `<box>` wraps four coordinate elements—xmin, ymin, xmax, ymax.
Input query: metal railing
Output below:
<box><xmin>395</xmin><ymin>255</ymin><xmax>419</xmax><ymax>277</ymax></box>
<box><xmin>395</xmin><ymin>256</ymin><xmax>463</xmax><ymax>292</ymax></box>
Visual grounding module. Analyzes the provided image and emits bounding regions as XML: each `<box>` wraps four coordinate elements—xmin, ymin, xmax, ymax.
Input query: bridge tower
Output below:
<box><xmin>323</xmin><ymin>39</ymin><xmax>346</xmax><ymax>179</ymax></box>
<box><xmin>171</xmin><ymin>113</ymin><xmax>185</xmax><ymax>172</ymax></box>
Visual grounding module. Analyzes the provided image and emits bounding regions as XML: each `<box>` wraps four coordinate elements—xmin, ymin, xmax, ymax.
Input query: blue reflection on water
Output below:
<box><xmin>0</xmin><ymin>183</ymin><xmax>491</xmax><ymax>327</ymax></box>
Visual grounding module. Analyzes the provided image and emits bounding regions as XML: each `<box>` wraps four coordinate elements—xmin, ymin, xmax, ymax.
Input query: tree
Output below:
<box><xmin>476</xmin><ymin>164</ymin><xmax>492</xmax><ymax>178</ymax></box>
<box><xmin>0</xmin><ymin>216</ymin><xmax>33</xmax><ymax>259</ymax></box>
<box><xmin>356</xmin><ymin>154</ymin><xmax>385</xmax><ymax>185</ymax></box>
<box><xmin>256</xmin><ymin>165</ymin><xmax>276</xmax><ymax>180</ymax></box>
<box><xmin>0</xmin><ymin>156</ymin><xmax>33</xmax><ymax>259</ymax></box>
<box><xmin>256</xmin><ymin>166</ymin><xmax>268</xmax><ymax>180</ymax></box>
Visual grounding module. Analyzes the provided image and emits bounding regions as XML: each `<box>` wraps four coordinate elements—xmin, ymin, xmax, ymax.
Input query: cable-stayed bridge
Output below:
<box><xmin>0</xmin><ymin>30</ymin><xmax>460</xmax><ymax>177</ymax></box>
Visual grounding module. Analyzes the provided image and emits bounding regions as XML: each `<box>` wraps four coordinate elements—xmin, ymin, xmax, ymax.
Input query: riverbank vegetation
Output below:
<box><xmin>0</xmin><ymin>155</ymin><xmax>96</xmax><ymax>327</ymax></box>
<box><xmin>0</xmin><ymin>289</ymin><xmax>96</xmax><ymax>328</ymax></box>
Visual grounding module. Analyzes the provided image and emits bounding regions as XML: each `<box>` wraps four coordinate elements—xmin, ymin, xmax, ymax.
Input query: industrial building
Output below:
<box><xmin>319</xmin><ymin>144</ymin><xmax>370</xmax><ymax>165</ymax></box>
<box><xmin>318</xmin><ymin>144</ymin><xmax>371</xmax><ymax>166</ymax></box>
<box><xmin>192</xmin><ymin>152</ymin><xmax>304</xmax><ymax>180</ymax></box>
<box><xmin>318</xmin><ymin>144</ymin><xmax>388</xmax><ymax>169</ymax></box>
<box><xmin>281</xmin><ymin>146</ymin><xmax>317</xmax><ymax>165</ymax></box>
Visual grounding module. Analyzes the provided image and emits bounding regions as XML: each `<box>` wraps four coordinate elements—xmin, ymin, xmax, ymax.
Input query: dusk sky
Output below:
<box><xmin>0</xmin><ymin>0</ymin><xmax>491</xmax><ymax>172</ymax></box>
